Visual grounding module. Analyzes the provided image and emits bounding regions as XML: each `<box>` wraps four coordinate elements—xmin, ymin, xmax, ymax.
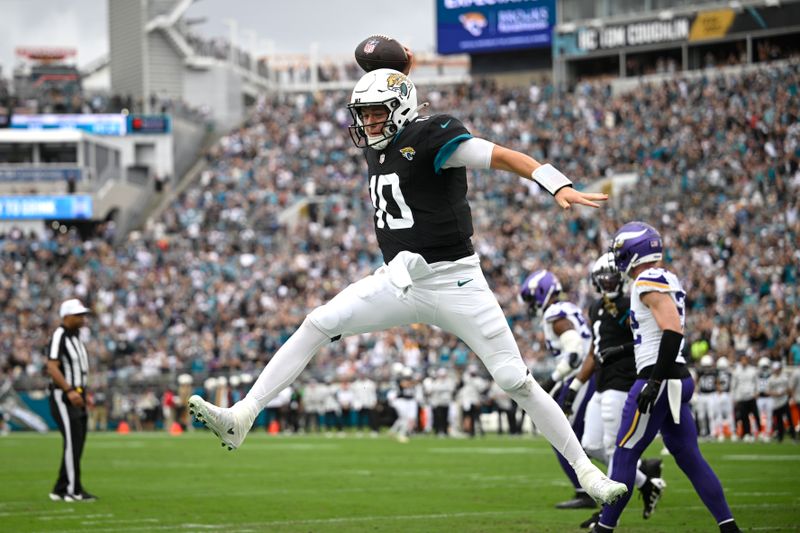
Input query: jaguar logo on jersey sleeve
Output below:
<box><xmin>399</xmin><ymin>147</ymin><xmax>416</xmax><ymax>161</ymax></box>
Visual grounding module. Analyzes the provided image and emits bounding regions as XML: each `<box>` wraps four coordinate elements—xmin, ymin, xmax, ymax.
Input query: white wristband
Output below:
<box><xmin>531</xmin><ymin>164</ymin><xmax>573</xmax><ymax>196</ymax></box>
<box><xmin>569</xmin><ymin>378</ymin><xmax>584</xmax><ymax>392</ymax></box>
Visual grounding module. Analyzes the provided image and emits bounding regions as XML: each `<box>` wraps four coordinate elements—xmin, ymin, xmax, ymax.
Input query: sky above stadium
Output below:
<box><xmin>0</xmin><ymin>0</ymin><xmax>436</xmax><ymax>76</ymax></box>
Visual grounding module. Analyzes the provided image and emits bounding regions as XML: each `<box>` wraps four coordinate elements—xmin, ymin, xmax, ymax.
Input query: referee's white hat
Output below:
<box><xmin>60</xmin><ymin>298</ymin><xmax>90</xmax><ymax>318</ymax></box>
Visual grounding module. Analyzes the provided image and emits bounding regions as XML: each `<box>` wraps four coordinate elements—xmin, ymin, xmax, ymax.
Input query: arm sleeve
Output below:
<box><xmin>441</xmin><ymin>137</ymin><xmax>495</xmax><ymax>170</ymax></box>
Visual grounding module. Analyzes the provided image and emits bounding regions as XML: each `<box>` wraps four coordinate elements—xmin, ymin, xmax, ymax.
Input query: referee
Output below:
<box><xmin>47</xmin><ymin>298</ymin><xmax>97</xmax><ymax>502</ymax></box>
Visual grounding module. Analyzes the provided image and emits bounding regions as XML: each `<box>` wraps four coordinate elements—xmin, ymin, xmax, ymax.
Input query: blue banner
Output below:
<box><xmin>10</xmin><ymin>114</ymin><xmax>127</xmax><ymax>136</ymax></box>
<box><xmin>0</xmin><ymin>195</ymin><xmax>93</xmax><ymax>220</ymax></box>
<box><xmin>437</xmin><ymin>0</ymin><xmax>556</xmax><ymax>55</ymax></box>
<box><xmin>0</xmin><ymin>167</ymin><xmax>82</xmax><ymax>182</ymax></box>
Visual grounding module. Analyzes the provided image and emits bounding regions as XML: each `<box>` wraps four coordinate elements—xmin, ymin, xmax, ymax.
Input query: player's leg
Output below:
<box><xmin>696</xmin><ymin>394</ymin><xmax>710</xmax><ymax>438</ymax></box>
<box><xmin>582</xmin><ymin>390</ymin><xmax>606</xmax><ymax>463</ymax></box>
<box><xmin>553</xmin><ymin>377</ymin><xmax>598</xmax><ymax>508</ymax></box>
<box><xmin>596</xmin><ymin>380</ymin><xmax>668</xmax><ymax>531</ymax></box>
<box><xmin>551</xmin><ymin>380</ymin><xmax>589</xmax><ymax>506</ymax></box>
<box><xmin>429</xmin><ymin>275</ymin><xmax>626</xmax><ymax>505</ymax></box>
<box><xmin>660</xmin><ymin>378</ymin><xmax>737</xmax><ymax>531</ymax></box>
<box><xmin>190</xmin><ymin>270</ymin><xmax>418</xmax><ymax>450</ymax></box>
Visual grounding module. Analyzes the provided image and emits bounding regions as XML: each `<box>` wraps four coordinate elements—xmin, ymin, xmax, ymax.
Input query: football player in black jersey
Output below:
<box><xmin>561</xmin><ymin>253</ymin><xmax>666</xmax><ymax>526</ymax></box>
<box><xmin>188</xmin><ymin>68</ymin><xmax>628</xmax><ymax>507</ymax></box>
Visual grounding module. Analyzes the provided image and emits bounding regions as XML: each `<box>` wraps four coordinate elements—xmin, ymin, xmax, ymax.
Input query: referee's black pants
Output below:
<box><xmin>49</xmin><ymin>389</ymin><xmax>88</xmax><ymax>496</ymax></box>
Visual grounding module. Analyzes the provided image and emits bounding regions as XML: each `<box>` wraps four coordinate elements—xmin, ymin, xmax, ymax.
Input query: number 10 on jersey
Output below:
<box><xmin>370</xmin><ymin>173</ymin><xmax>415</xmax><ymax>230</ymax></box>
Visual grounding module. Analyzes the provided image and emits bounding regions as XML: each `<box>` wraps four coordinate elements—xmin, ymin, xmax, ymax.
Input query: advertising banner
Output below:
<box><xmin>0</xmin><ymin>195</ymin><xmax>93</xmax><ymax>220</ymax></box>
<box><xmin>437</xmin><ymin>0</ymin><xmax>556</xmax><ymax>54</ymax></box>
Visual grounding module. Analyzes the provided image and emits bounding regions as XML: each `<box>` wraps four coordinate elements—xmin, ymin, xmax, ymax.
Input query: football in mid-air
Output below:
<box><xmin>354</xmin><ymin>35</ymin><xmax>409</xmax><ymax>73</ymax></box>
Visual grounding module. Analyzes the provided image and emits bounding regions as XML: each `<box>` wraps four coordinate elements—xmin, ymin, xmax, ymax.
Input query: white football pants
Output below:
<box><xmin>241</xmin><ymin>252</ymin><xmax>588</xmax><ymax>467</ymax></box>
<box><xmin>713</xmin><ymin>392</ymin><xmax>734</xmax><ymax>438</ymax></box>
<box><xmin>695</xmin><ymin>393</ymin><xmax>715</xmax><ymax>436</ymax></box>
<box><xmin>583</xmin><ymin>389</ymin><xmax>647</xmax><ymax>488</ymax></box>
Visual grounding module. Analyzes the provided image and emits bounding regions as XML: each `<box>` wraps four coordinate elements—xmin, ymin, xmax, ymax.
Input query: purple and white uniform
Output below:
<box><xmin>542</xmin><ymin>301</ymin><xmax>595</xmax><ymax>491</ymax></box>
<box><xmin>542</xmin><ymin>301</ymin><xmax>593</xmax><ymax>379</ymax></box>
<box><xmin>599</xmin><ymin>267</ymin><xmax>735</xmax><ymax>530</ymax></box>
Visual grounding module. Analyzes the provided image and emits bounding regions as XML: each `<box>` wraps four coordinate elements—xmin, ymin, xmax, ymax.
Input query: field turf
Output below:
<box><xmin>1</xmin><ymin>431</ymin><xmax>798</xmax><ymax>532</ymax></box>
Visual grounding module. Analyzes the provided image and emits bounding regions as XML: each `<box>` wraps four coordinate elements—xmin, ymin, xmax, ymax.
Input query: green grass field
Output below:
<box><xmin>1</xmin><ymin>431</ymin><xmax>798</xmax><ymax>532</ymax></box>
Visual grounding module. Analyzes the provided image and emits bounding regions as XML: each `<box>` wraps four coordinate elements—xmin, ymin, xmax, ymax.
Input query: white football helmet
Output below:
<box><xmin>715</xmin><ymin>357</ymin><xmax>729</xmax><ymax>370</ymax></box>
<box><xmin>699</xmin><ymin>355</ymin><xmax>714</xmax><ymax>368</ymax></box>
<box><xmin>347</xmin><ymin>68</ymin><xmax>418</xmax><ymax>150</ymax></box>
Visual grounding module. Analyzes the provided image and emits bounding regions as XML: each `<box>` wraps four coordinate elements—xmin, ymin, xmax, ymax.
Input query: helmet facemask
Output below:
<box><xmin>591</xmin><ymin>252</ymin><xmax>623</xmax><ymax>298</ymax></box>
<box><xmin>348</xmin><ymin>101</ymin><xmax>399</xmax><ymax>150</ymax></box>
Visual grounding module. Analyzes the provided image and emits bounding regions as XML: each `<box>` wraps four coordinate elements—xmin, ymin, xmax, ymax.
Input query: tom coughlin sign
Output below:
<box><xmin>576</xmin><ymin>18</ymin><xmax>691</xmax><ymax>51</ymax></box>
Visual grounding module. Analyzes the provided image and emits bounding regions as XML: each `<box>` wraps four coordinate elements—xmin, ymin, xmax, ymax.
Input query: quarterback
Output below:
<box><xmin>189</xmin><ymin>68</ymin><xmax>627</xmax><ymax>506</ymax></box>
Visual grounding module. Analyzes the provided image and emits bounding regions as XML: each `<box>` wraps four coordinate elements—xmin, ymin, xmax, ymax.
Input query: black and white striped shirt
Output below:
<box><xmin>49</xmin><ymin>327</ymin><xmax>89</xmax><ymax>389</ymax></box>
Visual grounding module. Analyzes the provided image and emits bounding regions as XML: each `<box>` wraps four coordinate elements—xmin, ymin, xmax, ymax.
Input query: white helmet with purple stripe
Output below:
<box><xmin>611</xmin><ymin>221</ymin><xmax>663</xmax><ymax>277</ymax></box>
<box><xmin>520</xmin><ymin>269</ymin><xmax>562</xmax><ymax>317</ymax></box>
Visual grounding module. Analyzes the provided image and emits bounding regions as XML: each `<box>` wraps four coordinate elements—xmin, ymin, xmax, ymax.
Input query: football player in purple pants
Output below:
<box><xmin>593</xmin><ymin>222</ymin><xmax>740</xmax><ymax>533</ymax></box>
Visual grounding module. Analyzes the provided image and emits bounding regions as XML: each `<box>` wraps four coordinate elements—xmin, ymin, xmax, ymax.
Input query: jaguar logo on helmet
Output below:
<box><xmin>386</xmin><ymin>73</ymin><xmax>411</xmax><ymax>97</ymax></box>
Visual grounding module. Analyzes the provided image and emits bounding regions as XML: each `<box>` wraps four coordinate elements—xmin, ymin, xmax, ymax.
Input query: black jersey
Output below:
<box><xmin>717</xmin><ymin>369</ymin><xmax>731</xmax><ymax>393</ymax></box>
<box><xmin>398</xmin><ymin>379</ymin><xmax>416</xmax><ymax>399</ymax></box>
<box><xmin>364</xmin><ymin>114</ymin><xmax>475</xmax><ymax>263</ymax></box>
<box><xmin>588</xmin><ymin>295</ymin><xmax>636</xmax><ymax>393</ymax></box>
<box><xmin>697</xmin><ymin>369</ymin><xmax>718</xmax><ymax>394</ymax></box>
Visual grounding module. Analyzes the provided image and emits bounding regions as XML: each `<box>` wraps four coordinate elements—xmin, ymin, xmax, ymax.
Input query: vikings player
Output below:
<box><xmin>592</xmin><ymin>222</ymin><xmax>740</xmax><ymax>533</ymax></box>
<box><xmin>521</xmin><ymin>270</ymin><xmax>596</xmax><ymax>509</ymax></box>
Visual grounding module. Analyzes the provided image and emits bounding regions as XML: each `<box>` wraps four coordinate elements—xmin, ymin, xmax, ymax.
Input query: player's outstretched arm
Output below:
<box><xmin>489</xmin><ymin>145</ymin><xmax>608</xmax><ymax>209</ymax></box>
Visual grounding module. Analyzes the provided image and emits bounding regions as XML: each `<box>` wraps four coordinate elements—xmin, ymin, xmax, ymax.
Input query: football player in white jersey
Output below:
<box><xmin>520</xmin><ymin>270</ymin><xmax>596</xmax><ymax>509</ymax></box>
<box><xmin>592</xmin><ymin>222</ymin><xmax>740</xmax><ymax>533</ymax></box>
<box><xmin>188</xmin><ymin>67</ymin><xmax>627</xmax><ymax>508</ymax></box>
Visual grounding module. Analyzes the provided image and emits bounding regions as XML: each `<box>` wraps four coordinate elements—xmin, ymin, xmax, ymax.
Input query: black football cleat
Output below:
<box><xmin>639</xmin><ymin>477</ymin><xmax>666</xmax><ymax>519</ymax></box>
<box><xmin>556</xmin><ymin>491</ymin><xmax>598</xmax><ymax>509</ymax></box>
<box><xmin>580</xmin><ymin>511</ymin><xmax>601</xmax><ymax>529</ymax></box>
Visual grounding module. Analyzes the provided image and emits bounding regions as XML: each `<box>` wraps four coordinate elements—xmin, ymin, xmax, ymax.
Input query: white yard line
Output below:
<box><xmin>37</xmin><ymin>510</ymin><xmax>532</xmax><ymax>532</ymax></box>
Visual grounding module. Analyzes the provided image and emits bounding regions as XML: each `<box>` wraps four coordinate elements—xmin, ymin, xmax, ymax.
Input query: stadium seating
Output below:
<box><xmin>1</xmin><ymin>63</ymin><xmax>798</xmax><ymax>428</ymax></box>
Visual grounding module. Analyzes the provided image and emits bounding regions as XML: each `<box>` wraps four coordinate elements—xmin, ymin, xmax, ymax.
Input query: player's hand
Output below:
<box><xmin>636</xmin><ymin>379</ymin><xmax>661</xmax><ymax>414</ymax></box>
<box><xmin>554</xmin><ymin>187</ymin><xmax>608</xmax><ymax>209</ymax></box>
<box><xmin>67</xmin><ymin>390</ymin><xmax>85</xmax><ymax>408</ymax></box>
<box><xmin>562</xmin><ymin>388</ymin><xmax>578</xmax><ymax>416</ymax></box>
<box><xmin>402</xmin><ymin>46</ymin><xmax>415</xmax><ymax>75</ymax></box>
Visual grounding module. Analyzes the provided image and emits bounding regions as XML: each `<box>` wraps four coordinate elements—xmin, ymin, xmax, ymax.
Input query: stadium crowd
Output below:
<box><xmin>1</xmin><ymin>61</ymin><xmax>799</xmax><ymax>437</ymax></box>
